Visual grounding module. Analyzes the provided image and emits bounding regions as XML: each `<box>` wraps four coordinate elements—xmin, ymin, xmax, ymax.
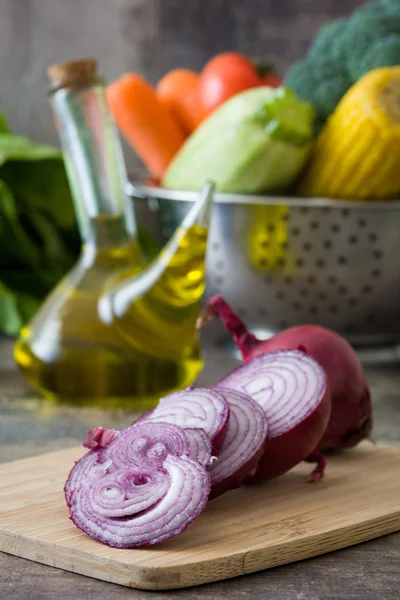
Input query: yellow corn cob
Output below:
<box><xmin>298</xmin><ymin>67</ymin><xmax>400</xmax><ymax>200</ymax></box>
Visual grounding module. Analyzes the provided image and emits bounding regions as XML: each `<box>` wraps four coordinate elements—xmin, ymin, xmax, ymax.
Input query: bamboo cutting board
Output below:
<box><xmin>1</xmin><ymin>442</ymin><xmax>400</xmax><ymax>590</ymax></box>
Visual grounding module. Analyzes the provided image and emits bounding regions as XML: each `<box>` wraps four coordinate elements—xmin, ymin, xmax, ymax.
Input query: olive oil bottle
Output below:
<box><xmin>14</xmin><ymin>59</ymin><xmax>213</xmax><ymax>408</ymax></box>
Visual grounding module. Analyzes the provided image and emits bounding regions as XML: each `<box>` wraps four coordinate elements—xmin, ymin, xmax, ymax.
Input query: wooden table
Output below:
<box><xmin>1</xmin><ymin>336</ymin><xmax>400</xmax><ymax>600</ymax></box>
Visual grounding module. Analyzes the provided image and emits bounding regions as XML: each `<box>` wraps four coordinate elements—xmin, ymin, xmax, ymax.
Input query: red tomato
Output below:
<box><xmin>261</xmin><ymin>71</ymin><xmax>282</xmax><ymax>88</ymax></box>
<box><xmin>199</xmin><ymin>52</ymin><xmax>262</xmax><ymax>117</ymax></box>
<box><xmin>201</xmin><ymin>52</ymin><xmax>256</xmax><ymax>75</ymax></box>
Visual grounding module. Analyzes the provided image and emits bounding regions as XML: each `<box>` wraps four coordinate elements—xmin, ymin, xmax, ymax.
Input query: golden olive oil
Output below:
<box><xmin>15</xmin><ymin>218</ymin><xmax>207</xmax><ymax>408</ymax></box>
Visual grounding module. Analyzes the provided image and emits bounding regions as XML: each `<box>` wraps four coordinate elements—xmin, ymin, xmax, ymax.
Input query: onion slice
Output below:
<box><xmin>208</xmin><ymin>388</ymin><xmax>268</xmax><ymax>499</ymax></box>
<box><xmin>68</xmin><ymin>455</ymin><xmax>210</xmax><ymax>548</ymax></box>
<box><xmin>66</xmin><ymin>421</ymin><xmax>210</xmax><ymax>547</ymax></box>
<box><xmin>140</xmin><ymin>388</ymin><xmax>229</xmax><ymax>450</ymax></box>
<box><xmin>98</xmin><ymin>421</ymin><xmax>191</xmax><ymax>470</ymax></box>
<box><xmin>217</xmin><ymin>349</ymin><xmax>330</xmax><ymax>480</ymax></box>
<box><xmin>184</xmin><ymin>428</ymin><xmax>213</xmax><ymax>467</ymax></box>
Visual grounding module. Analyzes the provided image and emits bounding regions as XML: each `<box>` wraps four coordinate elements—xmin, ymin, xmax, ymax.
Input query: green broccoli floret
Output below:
<box><xmin>284</xmin><ymin>58</ymin><xmax>351</xmax><ymax>124</ymax></box>
<box><xmin>379</xmin><ymin>0</ymin><xmax>400</xmax><ymax>17</ymax></box>
<box><xmin>353</xmin><ymin>35</ymin><xmax>400</xmax><ymax>80</ymax></box>
<box><xmin>339</xmin><ymin>13</ymin><xmax>400</xmax><ymax>80</ymax></box>
<box><xmin>307</xmin><ymin>19</ymin><xmax>347</xmax><ymax>61</ymax></box>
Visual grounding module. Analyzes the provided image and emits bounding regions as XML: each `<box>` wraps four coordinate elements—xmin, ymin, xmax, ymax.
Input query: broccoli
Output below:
<box><xmin>307</xmin><ymin>19</ymin><xmax>347</xmax><ymax>61</ymax></box>
<box><xmin>284</xmin><ymin>58</ymin><xmax>351</xmax><ymax>125</ymax></box>
<box><xmin>284</xmin><ymin>0</ymin><xmax>400</xmax><ymax>125</ymax></box>
<box><xmin>339</xmin><ymin>13</ymin><xmax>400</xmax><ymax>80</ymax></box>
<box><xmin>379</xmin><ymin>0</ymin><xmax>400</xmax><ymax>17</ymax></box>
<box><xmin>354</xmin><ymin>35</ymin><xmax>400</xmax><ymax>80</ymax></box>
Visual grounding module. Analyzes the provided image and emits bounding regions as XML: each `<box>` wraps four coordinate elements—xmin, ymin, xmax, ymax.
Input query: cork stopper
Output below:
<box><xmin>47</xmin><ymin>58</ymin><xmax>97</xmax><ymax>88</ymax></box>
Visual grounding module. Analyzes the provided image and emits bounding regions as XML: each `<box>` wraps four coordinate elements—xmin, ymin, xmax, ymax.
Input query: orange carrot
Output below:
<box><xmin>156</xmin><ymin>69</ymin><xmax>205</xmax><ymax>133</ymax></box>
<box><xmin>106</xmin><ymin>73</ymin><xmax>186</xmax><ymax>180</ymax></box>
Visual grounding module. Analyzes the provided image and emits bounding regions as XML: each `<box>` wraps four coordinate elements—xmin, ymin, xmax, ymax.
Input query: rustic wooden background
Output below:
<box><xmin>0</xmin><ymin>0</ymin><xmax>364</xmax><ymax>168</ymax></box>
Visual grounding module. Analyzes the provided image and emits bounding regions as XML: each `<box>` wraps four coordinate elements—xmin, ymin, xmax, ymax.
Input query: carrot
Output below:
<box><xmin>156</xmin><ymin>69</ymin><xmax>205</xmax><ymax>133</ymax></box>
<box><xmin>106</xmin><ymin>73</ymin><xmax>186</xmax><ymax>180</ymax></box>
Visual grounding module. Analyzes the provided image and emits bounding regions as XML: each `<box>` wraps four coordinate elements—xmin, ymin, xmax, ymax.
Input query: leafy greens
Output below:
<box><xmin>0</xmin><ymin>109</ymin><xmax>80</xmax><ymax>335</ymax></box>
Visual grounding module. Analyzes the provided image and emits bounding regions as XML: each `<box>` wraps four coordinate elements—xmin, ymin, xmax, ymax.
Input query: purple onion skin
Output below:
<box><xmin>209</xmin><ymin>445</ymin><xmax>265</xmax><ymax>500</ymax></box>
<box><xmin>319</xmin><ymin>386</ymin><xmax>372</xmax><ymax>452</ymax></box>
<box><xmin>83</xmin><ymin>427</ymin><xmax>118</xmax><ymax>450</ymax></box>
<box><xmin>246</xmin><ymin>390</ymin><xmax>330</xmax><ymax>482</ymax></box>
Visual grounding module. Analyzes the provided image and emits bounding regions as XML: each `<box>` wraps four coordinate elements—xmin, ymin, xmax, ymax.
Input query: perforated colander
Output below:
<box><xmin>129</xmin><ymin>183</ymin><xmax>400</xmax><ymax>361</ymax></box>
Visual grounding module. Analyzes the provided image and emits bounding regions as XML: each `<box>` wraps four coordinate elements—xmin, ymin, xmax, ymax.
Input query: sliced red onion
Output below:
<box><xmin>130</xmin><ymin>417</ymin><xmax>212</xmax><ymax>467</ymax></box>
<box><xmin>217</xmin><ymin>350</ymin><xmax>330</xmax><ymax>480</ymax></box>
<box><xmin>68</xmin><ymin>455</ymin><xmax>210</xmax><ymax>548</ymax></box>
<box><xmin>83</xmin><ymin>427</ymin><xmax>119</xmax><ymax>450</ymax></box>
<box><xmin>208</xmin><ymin>388</ymin><xmax>268</xmax><ymax>499</ymax></box>
<box><xmin>98</xmin><ymin>421</ymin><xmax>191</xmax><ymax>470</ymax></box>
<box><xmin>64</xmin><ymin>450</ymin><xmax>99</xmax><ymax>504</ymax></box>
<box><xmin>66</xmin><ymin>421</ymin><xmax>210</xmax><ymax>548</ymax></box>
<box><xmin>218</xmin><ymin>350</ymin><xmax>326</xmax><ymax>438</ymax></box>
<box><xmin>140</xmin><ymin>388</ymin><xmax>229</xmax><ymax>450</ymax></box>
<box><xmin>184</xmin><ymin>428</ymin><xmax>213</xmax><ymax>467</ymax></box>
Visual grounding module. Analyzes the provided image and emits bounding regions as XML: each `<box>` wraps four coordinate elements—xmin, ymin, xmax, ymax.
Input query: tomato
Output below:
<box><xmin>156</xmin><ymin>69</ymin><xmax>205</xmax><ymax>133</ymax></box>
<box><xmin>260</xmin><ymin>70</ymin><xmax>282</xmax><ymax>88</ymax></box>
<box><xmin>199</xmin><ymin>53</ymin><xmax>262</xmax><ymax>117</ymax></box>
<box><xmin>201</xmin><ymin>52</ymin><xmax>256</xmax><ymax>76</ymax></box>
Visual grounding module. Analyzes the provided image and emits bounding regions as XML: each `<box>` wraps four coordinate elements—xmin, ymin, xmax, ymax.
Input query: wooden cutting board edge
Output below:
<box><xmin>1</xmin><ymin>442</ymin><xmax>400</xmax><ymax>591</ymax></box>
<box><xmin>1</xmin><ymin>500</ymin><xmax>400</xmax><ymax>590</ymax></box>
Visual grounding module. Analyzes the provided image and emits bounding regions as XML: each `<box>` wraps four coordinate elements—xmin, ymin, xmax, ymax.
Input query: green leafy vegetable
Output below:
<box><xmin>0</xmin><ymin>135</ymin><xmax>60</xmax><ymax>167</ymax></box>
<box><xmin>0</xmin><ymin>119</ymin><xmax>80</xmax><ymax>336</ymax></box>
<box><xmin>0</xmin><ymin>282</ymin><xmax>24</xmax><ymax>336</ymax></box>
<box><xmin>0</xmin><ymin>159</ymin><xmax>77</xmax><ymax>234</ymax></box>
<box><xmin>0</xmin><ymin>281</ymin><xmax>40</xmax><ymax>336</ymax></box>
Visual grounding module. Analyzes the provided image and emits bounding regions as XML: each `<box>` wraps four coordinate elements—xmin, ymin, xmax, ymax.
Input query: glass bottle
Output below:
<box><xmin>14</xmin><ymin>59</ymin><xmax>213</xmax><ymax>408</ymax></box>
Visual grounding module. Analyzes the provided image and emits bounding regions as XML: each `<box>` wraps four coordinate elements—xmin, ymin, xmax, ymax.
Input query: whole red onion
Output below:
<box><xmin>198</xmin><ymin>294</ymin><xmax>373</xmax><ymax>453</ymax></box>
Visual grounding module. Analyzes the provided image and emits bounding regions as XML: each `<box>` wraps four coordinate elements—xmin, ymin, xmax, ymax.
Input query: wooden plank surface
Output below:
<box><xmin>1</xmin><ymin>442</ymin><xmax>399</xmax><ymax>591</ymax></box>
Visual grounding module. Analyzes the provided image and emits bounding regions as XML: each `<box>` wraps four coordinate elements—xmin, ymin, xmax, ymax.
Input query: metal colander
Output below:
<box><xmin>129</xmin><ymin>183</ymin><xmax>400</xmax><ymax>361</ymax></box>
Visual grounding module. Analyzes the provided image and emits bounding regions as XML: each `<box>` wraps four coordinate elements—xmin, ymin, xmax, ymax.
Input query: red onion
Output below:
<box><xmin>83</xmin><ymin>427</ymin><xmax>119</xmax><ymax>450</ymax></box>
<box><xmin>217</xmin><ymin>349</ymin><xmax>330</xmax><ymax>481</ymax></box>
<box><xmin>65</xmin><ymin>450</ymin><xmax>99</xmax><ymax>505</ymax></box>
<box><xmin>139</xmin><ymin>387</ymin><xmax>229</xmax><ymax>450</ymax></box>
<box><xmin>184</xmin><ymin>428</ymin><xmax>213</xmax><ymax>467</ymax></box>
<box><xmin>208</xmin><ymin>388</ymin><xmax>268</xmax><ymax>499</ymax></box>
<box><xmin>65</xmin><ymin>422</ymin><xmax>210</xmax><ymax>548</ymax></box>
<box><xmin>198</xmin><ymin>294</ymin><xmax>372</xmax><ymax>453</ymax></box>
<box><xmin>98</xmin><ymin>421</ymin><xmax>192</xmax><ymax>469</ymax></box>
